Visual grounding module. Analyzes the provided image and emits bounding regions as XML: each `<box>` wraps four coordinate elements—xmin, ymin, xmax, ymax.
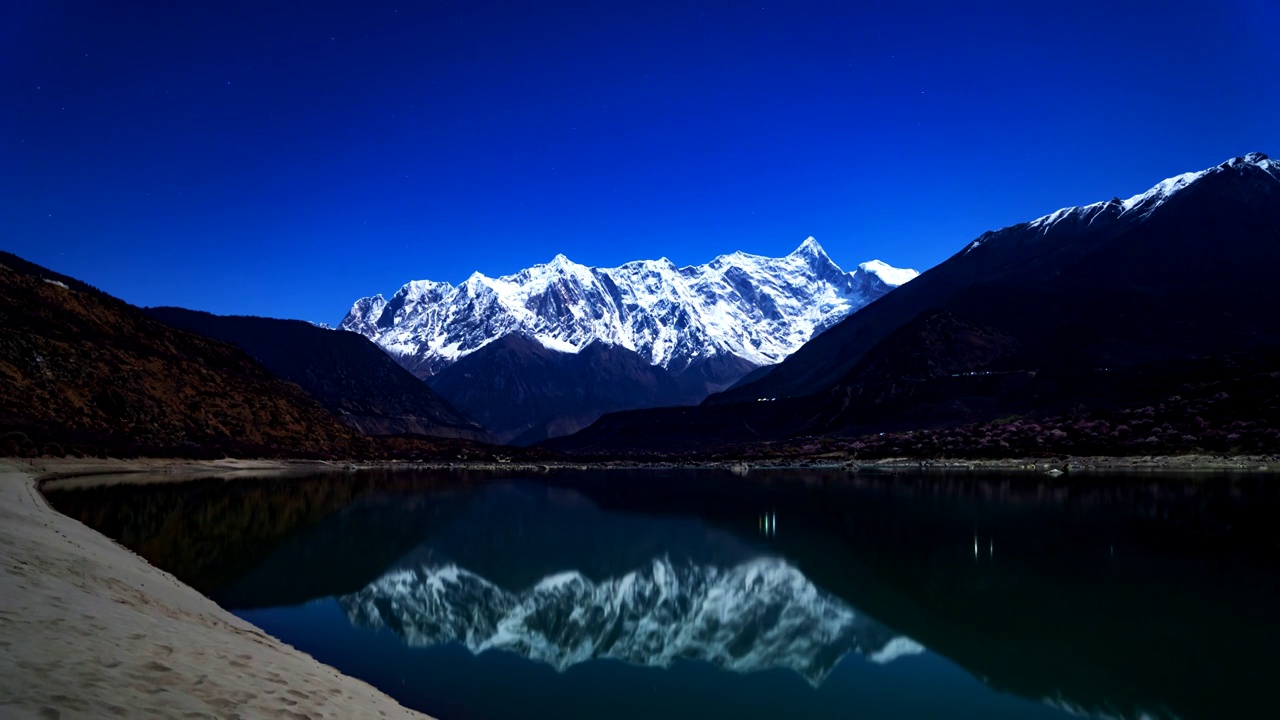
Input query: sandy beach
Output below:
<box><xmin>0</xmin><ymin>458</ymin><xmax>431</xmax><ymax>720</ymax></box>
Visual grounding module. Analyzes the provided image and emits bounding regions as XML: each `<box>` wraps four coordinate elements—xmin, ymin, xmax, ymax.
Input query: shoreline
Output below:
<box><xmin>0</xmin><ymin>458</ymin><xmax>431</xmax><ymax>720</ymax></box>
<box><xmin>23</xmin><ymin>452</ymin><xmax>1280</xmax><ymax>492</ymax></box>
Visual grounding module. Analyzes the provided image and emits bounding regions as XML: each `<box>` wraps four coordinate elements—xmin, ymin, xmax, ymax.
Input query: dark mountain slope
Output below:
<box><xmin>428</xmin><ymin>333</ymin><xmax>756</xmax><ymax>445</ymax></box>
<box><xmin>719</xmin><ymin>153</ymin><xmax>1280</xmax><ymax>405</ymax></box>
<box><xmin>0</xmin><ymin>251</ymin><xmax>371</xmax><ymax>457</ymax></box>
<box><xmin>552</xmin><ymin>153</ymin><xmax>1280</xmax><ymax>452</ymax></box>
<box><xmin>144</xmin><ymin>307</ymin><xmax>490</xmax><ymax>442</ymax></box>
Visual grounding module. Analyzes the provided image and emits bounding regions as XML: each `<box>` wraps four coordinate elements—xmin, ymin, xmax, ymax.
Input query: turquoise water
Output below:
<box><xmin>47</xmin><ymin>469</ymin><xmax>1280</xmax><ymax>719</ymax></box>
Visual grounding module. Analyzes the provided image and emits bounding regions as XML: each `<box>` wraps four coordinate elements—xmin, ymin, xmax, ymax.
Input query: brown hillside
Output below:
<box><xmin>0</xmin><ymin>253</ymin><xmax>374</xmax><ymax>458</ymax></box>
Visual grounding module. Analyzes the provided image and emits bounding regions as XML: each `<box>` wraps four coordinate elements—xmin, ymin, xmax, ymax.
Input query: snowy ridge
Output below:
<box><xmin>340</xmin><ymin>237</ymin><xmax>917</xmax><ymax>377</ymax></box>
<box><xmin>969</xmin><ymin>152</ymin><xmax>1278</xmax><ymax>253</ymax></box>
<box><xmin>338</xmin><ymin>556</ymin><xmax>923</xmax><ymax>685</ymax></box>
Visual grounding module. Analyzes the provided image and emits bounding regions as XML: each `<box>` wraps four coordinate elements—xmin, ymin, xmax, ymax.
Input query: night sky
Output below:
<box><xmin>4</xmin><ymin>1</ymin><xmax>1277</xmax><ymax>324</ymax></box>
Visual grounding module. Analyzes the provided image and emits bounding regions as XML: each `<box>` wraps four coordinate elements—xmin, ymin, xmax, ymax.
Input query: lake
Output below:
<box><xmin>44</xmin><ymin>468</ymin><xmax>1280</xmax><ymax>720</ymax></box>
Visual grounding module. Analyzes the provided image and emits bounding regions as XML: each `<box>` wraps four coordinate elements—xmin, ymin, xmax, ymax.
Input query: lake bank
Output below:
<box><xmin>0</xmin><ymin>458</ymin><xmax>430</xmax><ymax>720</ymax></box>
<box><xmin>22</xmin><ymin>452</ymin><xmax>1280</xmax><ymax>493</ymax></box>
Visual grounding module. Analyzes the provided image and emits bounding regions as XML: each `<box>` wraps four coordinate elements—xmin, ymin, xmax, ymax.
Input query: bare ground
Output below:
<box><xmin>0</xmin><ymin>457</ymin><xmax>430</xmax><ymax>720</ymax></box>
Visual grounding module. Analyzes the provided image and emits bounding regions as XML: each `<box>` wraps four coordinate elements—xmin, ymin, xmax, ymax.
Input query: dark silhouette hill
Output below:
<box><xmin>428</xmin><ymin>332</ymin><xmax>755</xmax><ymax>444</ymax></box>
<box><xmin>144</xmin><ymin>307</ymin><xmax>490</xmax><ymax>442</ymax></box>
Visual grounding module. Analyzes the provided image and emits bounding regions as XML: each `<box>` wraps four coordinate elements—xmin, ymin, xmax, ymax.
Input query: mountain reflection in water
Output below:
<box><xmin>340</xmin><ymin>556</ymin><xmax>921</xmax><ymax>685</ymax></box>
<box><xmin>45</xmin><ymin>468</ymin><xmax>1280</xmax><ymax>720</ymax></box>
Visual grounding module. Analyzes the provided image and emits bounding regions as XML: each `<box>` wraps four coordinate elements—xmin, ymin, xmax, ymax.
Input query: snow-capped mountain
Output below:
<box><xmin>338</xmin><ymin>556</ymin><xmax>922</xmax><ymax>685</ymax></box>
<box><xmin>340</xmin><ymin>237</ymin><xmax>917</xmax><ymax>378</ymax></box>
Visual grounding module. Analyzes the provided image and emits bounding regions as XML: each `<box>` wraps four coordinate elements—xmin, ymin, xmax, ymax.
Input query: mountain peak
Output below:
<box><xmin>538</xmin><ymin>252</ymin><xmax>594</xmax><ymax>277</ymax></box>
<box><xmin>789</xmin><ymin>236</ymin><xmax>827</xmax><ymax>258</ymax></box>
<box><xmin>396</xmin><ymin>279</ymin><xmax>453</xmax><ymax>299</ymax></box>
<box><xmin>858</xmin><ymin>259</ymin><xmax>920</xmax><ymax>286</ymax></box>
<box><xmin>338</xmin><ymin>294</ymin><xmax>389</xmax><ymax>336</ymax></box>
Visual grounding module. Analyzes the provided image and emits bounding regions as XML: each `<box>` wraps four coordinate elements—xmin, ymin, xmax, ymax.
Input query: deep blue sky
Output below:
<box><xmin>4</xmin><ymin>1</ymin><xmax>1277</xmax><ymax>324</ymax></box>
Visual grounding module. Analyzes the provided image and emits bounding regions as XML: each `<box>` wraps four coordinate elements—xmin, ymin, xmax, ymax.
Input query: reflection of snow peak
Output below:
<box><xmin>339</xmin><ymin>557</ymin><xmax>922</xmax><ymax>685</ymax></box>
<box><xmin>1042</xmin><ymin>695</ymin><xmax>1178</xmax><ymax>720</ymax></box>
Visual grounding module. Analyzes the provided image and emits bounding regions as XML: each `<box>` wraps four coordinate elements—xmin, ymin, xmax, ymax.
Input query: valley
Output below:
<box><xmin>7</xmin><ymin>5</ymin><xmax>1278</xmax><ymax>720</ymax></box>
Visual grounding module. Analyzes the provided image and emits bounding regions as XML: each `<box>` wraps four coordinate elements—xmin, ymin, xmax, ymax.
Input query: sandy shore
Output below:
<box><xmin>0</xmin><ymin>458</ymin><xmax>431</xmax><ymax>720</ymax></box>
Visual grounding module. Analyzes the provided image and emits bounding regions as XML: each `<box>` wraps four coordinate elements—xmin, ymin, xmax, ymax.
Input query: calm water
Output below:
<box><xmin>45</xmin><ymin>468</ymin><xmax>1280</xmax><ymax>720</ymax></box>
